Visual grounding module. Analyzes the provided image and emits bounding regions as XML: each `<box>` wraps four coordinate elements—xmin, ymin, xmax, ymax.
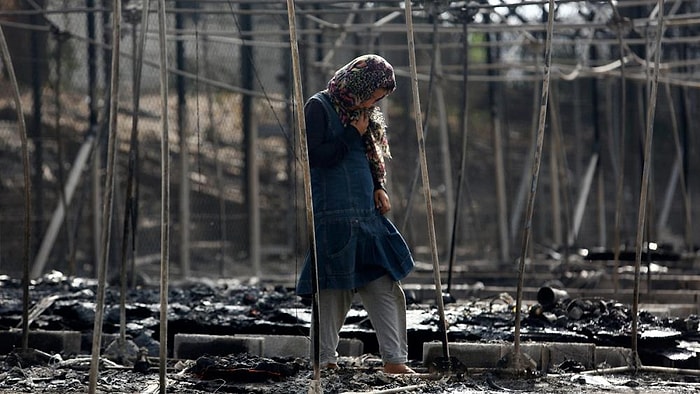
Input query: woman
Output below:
<box><xmin>296</xmin><ymin>54</ymin><xmax>416</xmax><ymax>374</ymax></box>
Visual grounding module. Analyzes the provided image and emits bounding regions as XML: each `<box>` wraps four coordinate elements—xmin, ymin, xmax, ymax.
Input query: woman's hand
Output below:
<box><xmin>350</xmin><ymin>110</ymin><xmax>369</xmax><ymax>135</ymax></box>
<box><xmin>374</xmin><ymin>188</ymin><xmax>391</xmax><ymax>215</ymax></box>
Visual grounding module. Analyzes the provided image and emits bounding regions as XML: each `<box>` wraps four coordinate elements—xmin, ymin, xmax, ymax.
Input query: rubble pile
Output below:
<box><xmin>1</xmin><ymin>271</ymin><xmax>700</xmax><ymax>393</ymax></box>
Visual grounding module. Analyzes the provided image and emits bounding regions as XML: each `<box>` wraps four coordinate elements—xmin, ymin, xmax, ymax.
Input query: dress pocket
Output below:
<box><xmin>377</xmin><ymin>216</ymin><xmax>412</xmax><ymax>263</ymax></box>
<box><xmin>319</xmin><ymin>218</ymin><xmax>354</xmax><ymax>258</ymax></box>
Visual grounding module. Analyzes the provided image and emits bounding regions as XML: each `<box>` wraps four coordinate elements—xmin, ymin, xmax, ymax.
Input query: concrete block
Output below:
<box><xmin>238</xmin><ymin>335</ymin><xmax>363</xmax><ymax>358</ymax></box>
<box><xmin>595</xmin><ymin>346</ymin><xmax>634</xmax><ymax>368</ymax></box>
<box><xmin>0</xmin><ymin>330</ymin><xmax>81</xmax><ymax>355</ymax></box>
<box><xmin>240</xmin><ymin>335</ymin><xmax>308</xmax><ymax>358</ymax></box>
<box><xmin>81</xmin><ymin>332</ymin><xmax>118</xmax><ymax>353</ymax></box>
<box><xmin>337</xmin><ymin>338</ymin><xmax>364</xmax><ymax>357</ymax></box>
<box><xmin>546</xmin><ymin>342</ymin><xmax>595</xmax><ymax>370</ymax></box>
<box><xmin>422</xmin><ymin>341</ymin><xmax>506</xmax><ymax>368</ymax></box>
<box><xmin>173</xmin><ymin>334</ymin><xmax>263</xmax><ymax>360</ymax></box>
<box><xmin>500</xmin><ymin>342</ymin><xmax>547</xmax><ymax>370</ymax></box>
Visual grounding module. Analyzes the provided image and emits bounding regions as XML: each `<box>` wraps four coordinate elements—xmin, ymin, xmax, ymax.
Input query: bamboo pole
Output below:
<box><xmin>609</xmin><ymin>0</ymin><xmax>629</xmax><ymax>294</ymax></box>
<box><xmin>403</xmin><ymin>0</ymin><xmax>450</xmax><ymax>366</ymax></box>
<box><xmin>88</xmin><ymin>0</ymin><xmax>121</xmax><ymax>392</ymax></box>
<box><xmin>631</xmin><ymin>0</ymin><xmax>665</xmax><ymax>368</ymax></box>
<box><xmin>119</xmin><ymin>0</ymin><xmax>150</xmax><ymax>356</ymax></box>
<box><xmin>583</xmin><ymin>364</ymin><xmax>700</xmax><ymax>377</ymax></box>
<box><xmin>510</xmin><ymin>0</ymin><xmax>555</xmax><ymax>370</ymax></box>
<box><xmin>285</xmin><ymin>0</ymin><xmax>322</xmax><ymax>389</ymax></box>
<box><xmin>156</xmin><ymin>0</ymin><xmax>171</xmax><ymax>390</ymax></box>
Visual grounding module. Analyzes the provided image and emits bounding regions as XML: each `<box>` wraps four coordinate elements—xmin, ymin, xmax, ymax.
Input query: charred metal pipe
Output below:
<box><xmin>536</xmin><ymin>286</ymin><xmax>569</xmax><ymax>310</ymax></box>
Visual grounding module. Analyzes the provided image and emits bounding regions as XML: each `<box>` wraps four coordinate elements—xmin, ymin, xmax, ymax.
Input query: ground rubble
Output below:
<box><xmin>1</xmin><ymin>271</ymin><xmax>700</xmax><ymax>393</ymax></box>
<box><xmin>3</xmin><ymin>351</ymin><xmax>700</xmax><ymax>393</ymax></box>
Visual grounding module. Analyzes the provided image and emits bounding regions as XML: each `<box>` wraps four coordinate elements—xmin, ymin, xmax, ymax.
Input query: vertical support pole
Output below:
<box><xmin>156</xmin><ymin>0</ymin><xmax>171</xmax><ymax>389</ymax></box>
<box><xmin>590</xmin><ymin>46</ymin><xmax>606</xmax><ymax>247</ymax></box>
<box><xmin>0</xmin><ymin>19</ymin><xmax>32</xmax><ymax>353</ymax></box>
<box><xmin>610</xmin><ymin>1</ymin><xmax>628</xmax><ymax>293</ymax></box>
<box><xmin>511</xmin><ymin>0</ymin><xmax>555</xmax><ymax>370</ymax></box>
<box><xmin>447</xmin><ymin>10</ymin><xmax>471</xmax><ymax>294</ymax></box>
<box><xmin>241</xmin><ymin>2</ymin><xmax>261</xmax><ymax>276</ymax></box>
<box><xmin>631</xmin><ymin>0</ymin><xmax>664</xmax><ymax>368</ymax></box>
<box><xmin>486</xmin><ymin>28</ymin><xmax>509</xmax><ymax>262</ymax></box>
<box><xmin>548</xmin><ymin>86</ymin><xmax>562</xmax><ymax>247</ymax></box>
<box><xmin>286</xmin><ymin>0</ymin><xmax>321</xmax><ymax>385</ymax></box>
<box><xmin>88</xmin><ymin>0</ymin><xmax>121</xmax><ymax>391</ymax></box>
<box><xmin>404</xmin><ymin>0</ymin><xmax>450</xmax><ymax>364</ymax></box>
<box><xmin>30</xmin><ymin>0</ymin><xmax>44</xmax><ymax>257</ymax></box>
<box><xmin>175</xmin><ymin>1</ymin><xmax>191</xmax><ymax>278</ymax></box>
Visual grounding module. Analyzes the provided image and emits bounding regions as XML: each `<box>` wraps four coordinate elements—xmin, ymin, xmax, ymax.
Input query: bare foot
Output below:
<box><xmin>383</xmin><ymin>363</ymin><xmax>416</xmax><ymax>374</ymax></box>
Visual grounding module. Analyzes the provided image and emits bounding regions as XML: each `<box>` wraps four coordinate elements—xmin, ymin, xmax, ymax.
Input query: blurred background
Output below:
<box><xmin>0</xmin><ymin>0</ymin><xmax>698</xmax><ymax>289</ymax></box>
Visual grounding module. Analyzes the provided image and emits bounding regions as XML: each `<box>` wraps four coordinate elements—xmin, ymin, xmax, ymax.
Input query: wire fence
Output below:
<box><xmin>0</xmin><ymin>0</ymin><xmax>698</xmax><ymax>283</ymax></box>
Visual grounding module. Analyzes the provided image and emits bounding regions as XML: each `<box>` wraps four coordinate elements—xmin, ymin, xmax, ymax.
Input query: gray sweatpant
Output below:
<box><xmin>310</xmin><ymin>275</ymin><xmax>408</xmax><ymax>365</ymax></box>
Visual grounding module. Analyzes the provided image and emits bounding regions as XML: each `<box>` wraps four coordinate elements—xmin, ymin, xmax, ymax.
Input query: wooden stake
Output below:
<box><xmin>511</xmin><ymin>0</ymin><xmax>555</xmax><ymax>371</ymax></box>
<box><xmin>631</xmin><ymin>0</ymin><xmax>665</xmax><ymax>369</ymax></box>
<box><xmin>285</xmin><ymin>0</ymin><xmax>322</xmax><ymax>386</ymax></box>
<box><xmin>0</xmin><ymin>19</ymin><xmax>32</xmax><ymax>353</ymax></box>
<box><xmin>156</xmin><ymin>0</ymin><xmax>171</xmax><ymax>390</ymax></box>
<box><xmin>404</xmin><ymin>0</ymin><xmax>450</xmax><ymax>365</ymax></box>
<box><xmin>88</xmin><ymin>0</ymin><xmax>122</xmax><ymax>392</ymax></box>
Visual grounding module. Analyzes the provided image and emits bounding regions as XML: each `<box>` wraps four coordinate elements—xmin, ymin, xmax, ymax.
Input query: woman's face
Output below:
<box><xmin>350</xmin><ymin>88</ymin><xmax>389</xmax><ymax>110</ymax></box>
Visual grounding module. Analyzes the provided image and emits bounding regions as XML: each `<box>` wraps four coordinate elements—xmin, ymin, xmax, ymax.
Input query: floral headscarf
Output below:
<box><xmin>325</xmin><ymin>54</ymin><xmax>396</xmax><ymax>188</ymax></box>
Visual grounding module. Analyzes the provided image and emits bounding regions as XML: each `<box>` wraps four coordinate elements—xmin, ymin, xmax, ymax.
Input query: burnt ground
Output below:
<box><xmin>4</xmin><ymin>355</ymin><xmax>700</xmax><ymax>394</ymax></box>
<box><xmin>1</xmin><ymin>271</ymin><xmax>700</xmax><ymax>393</ymax></box>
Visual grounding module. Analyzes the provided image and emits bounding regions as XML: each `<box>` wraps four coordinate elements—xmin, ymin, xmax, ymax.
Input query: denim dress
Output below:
<box><xmin>296</xmin><ymin>93</ymin><xmax>415</xmax><ymax>295</ymax></box>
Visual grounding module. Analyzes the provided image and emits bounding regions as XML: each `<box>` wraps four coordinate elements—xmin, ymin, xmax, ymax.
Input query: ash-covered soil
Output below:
<box><xmin>4</xmin><ymin>351</ymin><xmax>700</xmax><ymax>394</ymax></box>
<box><xmin>1</xmin><ymin>271</ymin><xmax>700</xmax><ymax>393</ymax></box>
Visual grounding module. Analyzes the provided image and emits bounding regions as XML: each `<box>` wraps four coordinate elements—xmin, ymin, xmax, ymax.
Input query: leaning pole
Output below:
<box><xmin>631</xmin><ymin>0</ymin><xmax>664</xmax><ymax>369</ymax></box>
<box><xmin>0</xmin><ymin>21</ymin><xmax>32</xmax><ymax>353</ymax></box>
<box><xmin>403</xmin><ymin>0</ymin><xmax>451</xmax><ymax>366</ymax></box>
<box><xmin>88</xmin><ymin>0</ymin><xmax>122</xmax><ymax>392</ymax></box>
<box><xmin>156</xmin><ymin>0</ymin><xmax>172</xmax><ymax>391</ymax></box>
<box><xmin>285</xmin><ymin>1</ymin><xmax>322</xmax><ymax>392</ymax></box>
<box><xmin>510</xmin><ymin>0</ymin><xmax>555</xmax><ymax>372</ymax></box>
